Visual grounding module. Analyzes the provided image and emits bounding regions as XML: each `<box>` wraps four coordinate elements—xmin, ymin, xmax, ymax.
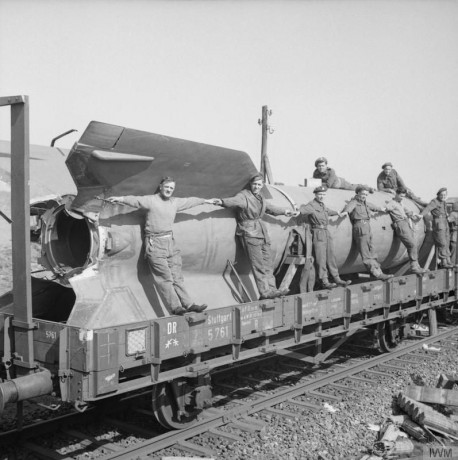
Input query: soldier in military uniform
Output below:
<box><xmin>385</xmin><ymin>188</ymin><xmax>426</xmax><ymax>274</ymax></box>
<box><xmin>299</xmin><ymin>186</ymin><xmax>351</xmax><ymax>289</ymax></box>
<box><xmin>341</xmin><ymin>185</ymin><xmax>393</xmax><ymax>280</ymax></box>
<box><xmin>421</xmin><ymin>188</ymin><xmax>454</xmax><ymax>268</ymax></box>
<box><xmin>377</xmin><ymin>162</ymin><xmax>427</xmax><ymax>207</ymax></box>
<box><xmin>212</xmin><ymin>174</ymin><xmax>297</xmax><ymax>300</ymax></box>
<box><xmin>449</xmin><ymin>202</ymin><xmax>458</xmax><ymax>265</ymax></box>
<box><xmin>108</xmin><ymin>177</ymin><xmax>213</xmax><ymax>315</ymax></box>
<box><xmin>313</xmin><ymin>157</ymin><xmax>375</xmax><ymax>193</ymax></box>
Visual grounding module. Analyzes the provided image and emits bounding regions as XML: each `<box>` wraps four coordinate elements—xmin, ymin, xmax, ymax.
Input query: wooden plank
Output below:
<box><xmin>406</xmin><ymin>385</ymin><xmax>458</xmax><ymax>407</ymax></box>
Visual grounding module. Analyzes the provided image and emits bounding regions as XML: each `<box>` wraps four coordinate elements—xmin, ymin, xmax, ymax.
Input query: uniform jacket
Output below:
<box><xmin>342</xmin><ymin>198</ymin><xmax>383</xmax><ymax>236</ymax></box>
<box><xmin>122</xmin><ymin>194</ymin><xmax>205</xmax><ymax>235</ymax></box>
<box><xmin>299</xmin><ymin>199</ymin><xmax>338</xmax><ymax>228</ymax></box>
<box><xmin>221</xmin><ymin>189</ymin><xmax>285</xmax><ymax>240</ymax></box>
<box><xmin>313</xmin><ymin>167</ymin><xmax>339</xmax><ymax>188</ymax></box>
<box><xmin>421</xmin><ymin>199</ymin><xmax>449</xmax><ymax>231</ymax></box>
<box><xmin>377</xmin><ymin>169</ymin><xmax>407</xmax><ymax>192</ymax></box>
<box><xmin>385</xmin><ymin>199</ymin><xmax>413</xmax><ymax>223</ymax></box>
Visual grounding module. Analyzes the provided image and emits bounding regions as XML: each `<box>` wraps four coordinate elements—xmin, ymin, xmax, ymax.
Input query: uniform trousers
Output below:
<box><xmin>450</xmin><ymin>230</ymin><xmax>457</xmax><ymax>265</ymax></box>
<box><xmin>352</xmin><ymin>221</ymin><xmax>381</xmax><ymax>273</ymax></box>
<box><xmin>311</xmin><ymin>228</ymin><xmax>339</xmax><ymax>282</ymax></box>
<box><xmin>406</xmin><ymin>191</ymin><xmax>427</xmax><ymax>207</ymax></box>
<box><xmin>393</xmin><ymin>220</ymin><xmax>418</xmax><ymax>262</ymax></box>
<box><xmin>335</xmin><ymin>177</ymin><xmax>357</xmax><ymax>191</ymax></box>
<box><xmin>145</xmin><ymin>235</ymin><xmax>193</xmax><ymax>311</ymax></box>
<box><xmin>432</xmin><ymin>218</ymin><xmax>451</xmax><ymax>260</ymax></box>
<box><xmin>241</xmin><ymin>235</ymin><xmax>277</xmax><ymax>296</ymax></box>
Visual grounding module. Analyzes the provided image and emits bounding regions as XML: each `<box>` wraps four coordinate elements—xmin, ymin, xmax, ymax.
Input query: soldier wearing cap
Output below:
<box><xmin>421</xmin><ymin>188</ymin><xmax>454</xmax><ymax>268</ymax></box>
<box><xmin>449</xmin><ymin>201</ymin><xmax>458</xmax><ymax>265</ymax></box>
<box><xmin>211</xmin><ymin>174</ymin><xmax>297</xmax><ymax>300</ymax></box>
<box><xmin>385</xmin><ymin>188</ymin><xmax>426</xmax><ymax>274</ymax></box>
<box><xmin>313</xmin><ymin>157</ymin><xmax>375</xmax><ymax>193</ymax></box>
<box><xmin>108</xmin><ymin>177</ymin><xmax>215</xmax><ymax>315</ymax></box>
<box><xmin>341</xmin><ymin>185</ymin><xmax>393</xmax><ymax>280</ymax></box>
<box><xmin>299</xmin><ymin>186</ymin><xmax>351</xmax><ymax>289</ymax></box>
<box><xmin>377</xmin><ymin>162</ymin><xmax>427</xmax><ymax>207</ymax></box>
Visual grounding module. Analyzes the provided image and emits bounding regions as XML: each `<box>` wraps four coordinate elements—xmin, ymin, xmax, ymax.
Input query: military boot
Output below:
<box><xmin>440</xmin><ymin>259</ymin><xmax>454</xmax><ymax>269</ymax></box>
<box><xmin>334</xmin><ymin>277</ymin><xmax>351</xmax><ymax>286</ymax></box>
<box><xmin>410</xmin><ymin>262</ymin><xmax>427</xmax><ymax>274</ymax></box>
<box><xmin>321</xmin><ymin>279</ymin><xmax>337</xmax><ymax>289</ymax></box>
<box><xmin>371</xmin><ymin>266</ymin><xmax>393</xmax><ymax>281</ymax></box>
<box><xmin>187</xmin><ymin>304</ymin><xmax>208</xmax><ymax>313</ymax></box>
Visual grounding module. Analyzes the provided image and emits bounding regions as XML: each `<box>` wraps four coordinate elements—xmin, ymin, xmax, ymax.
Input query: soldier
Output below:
<box><xmin>341</xmin><ymin>185</ymin><xmax>393</xmax><ymax>281</ymax></box>
<box><xmin>376</xmin><ymin>162</ymin><xmax>427</xmax><ymax>207</ymax></box>
<box><xmin>313</xmin><ymin>157</ymin><xmax>376</xmax><ymax>193</ymax></box>
<box><xmin>421</xmin><ymin>188</ymin><xmax>454</xmax><ymax>268</ymax></box>
<box><xmin>385</xmin><ymin>188</ymin><xmax>426</xmax><ymax>274</ymax></box>
<box><xmin>108</xmin><ymin>177</ymin><xmax>215</xmax><ymax>315</ymax></box>
<box><xmin>212</xmin><ymin>174</ymin><xmax>297</xmax><ymax>300</ymax></box>
<box><xmin>449</xmin><ymin>202</ymin><xmax>458</xmax><ymax>265</ymax></box>
<box><xmin>299</xmin><ymin>186</ymin><xmax>351</xmax><ymax>289</ymax></box>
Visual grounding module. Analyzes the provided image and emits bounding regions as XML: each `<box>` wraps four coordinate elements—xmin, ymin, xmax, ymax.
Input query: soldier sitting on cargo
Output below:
<box><xmin>341</xmin><ymin>185</ymin><xmax>393</xmax><ymax>281</ymax></box>
<box><xmin>376</xmin><ymin>162</ymin><xmax>427</xmax><ymax>207</ymax></box>
<box><xmin>385</xmin><ymin>188</ymin><xmax>426</xmax><ymax>275</ymax></box>
<box><xmin>313</xmin><ymin>157</ymin><xmax>376</xmax><ymax>193</ymax></box>
<box><xmin>108</xmin><ymin>177</ymin><xmax>215</xmax><ymax>315</ymax></box>
<box><xmin>299</xmin><ymin>186</ymin><xmax>351</xmax><ymax>289</ymax></box>
<box><xmin>420</xmin><ymin>187</ymin><xmax>454</xmax><ymax>269</ymax></box>
<box><xmin>449</xmin><ymin>202</ymin><xmax>458</xmax><ymax>265</ymax></box>
<box><xmin>211</xmin><ymin>174</ymin><xmax>297</xmax><ymax>300</ymax></box>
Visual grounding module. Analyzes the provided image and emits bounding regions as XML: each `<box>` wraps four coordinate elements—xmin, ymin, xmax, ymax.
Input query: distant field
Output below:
<box><xmin>0</xmin><ymin>191</ymin><xmax>41</xmax><ymax>295</ymax></box>
<box><xmin>0</xmin><ymin>191</ymin><xmax>12</xmax><ymax>293</ymax></box>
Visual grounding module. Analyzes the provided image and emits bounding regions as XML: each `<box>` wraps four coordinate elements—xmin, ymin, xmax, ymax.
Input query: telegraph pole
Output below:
<box><xmin>258</xmin><ymin>105</ymin><xmax>274</xmax><ymax>184</ymax></box>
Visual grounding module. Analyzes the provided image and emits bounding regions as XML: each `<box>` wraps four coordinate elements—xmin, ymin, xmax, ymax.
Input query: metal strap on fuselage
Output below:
<box><xmin>268</xmin><ymin>185</ymin><xmax>298</xmax><ymax>211</ymax></box>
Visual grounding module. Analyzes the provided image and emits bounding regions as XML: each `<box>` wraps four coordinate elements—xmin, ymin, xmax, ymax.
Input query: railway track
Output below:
<box><xmin>1</xmin><ymin>324</ymin><xmax>457</xmax><ymax>460</ymax></box>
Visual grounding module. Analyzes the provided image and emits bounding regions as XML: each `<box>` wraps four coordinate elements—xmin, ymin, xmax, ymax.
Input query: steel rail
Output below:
<box><xmin>101</xmin><ymin>326</ymin><xmax>458</xmax><ymax>459</ymax></box>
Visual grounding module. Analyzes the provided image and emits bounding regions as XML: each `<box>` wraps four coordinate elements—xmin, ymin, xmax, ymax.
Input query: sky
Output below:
<box><xmin>0</xmin><ymin>0</ymin><xmax>457</xmax><ymax>200</ymax></box>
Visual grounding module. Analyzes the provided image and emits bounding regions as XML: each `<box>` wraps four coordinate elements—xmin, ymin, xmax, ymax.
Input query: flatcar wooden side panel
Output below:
<box><xmin>300</xmin><ymin>289</ymin><xmax>347</xmax><ymax>323</ymax></box>
<box><xmin>422</xmin><ymin>270</ymin><xmax>447</xmax><ymax>297</ymax></box>
<box><xmin>390</xmin><ymin>275</ymin><xmax>418</xmax><ymax>304</ymax></box>
<box><xmin>347</xmin><ymin>282</ymin><xmax>384</xmax><ymax>314</ymax></box>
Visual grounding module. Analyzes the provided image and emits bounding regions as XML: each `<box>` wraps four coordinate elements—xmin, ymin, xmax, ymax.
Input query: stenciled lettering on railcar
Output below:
<box><xmin>166</xmin><ymin>321</ymin><xmax>177</xmax><ymax>335</ymax></box>
<box><xmin>45</xmin><ymin>330</ymin><xmax>57</xmax><ymax>340</ymax></box>
<box><xmin>207</xmin><ymin>312</ymin><xmax>232</xmax><ymax>326</ymax></box>
<box><xmin>208</xmin><ymin>326</ymin><xmax>230</xmax><ymax>341</ymax></box>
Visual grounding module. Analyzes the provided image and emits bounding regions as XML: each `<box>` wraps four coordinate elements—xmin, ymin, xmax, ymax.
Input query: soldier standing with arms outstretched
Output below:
<box><xmin>341</xmin><ymin>185</ymin><xmax>393</xmax><ymax>281</ymax></box>
<box><xmin>108</xmin><ymin>177</ymin><xmax>215</xmax><ymax>315</ymax></box>
<box><xmin>299</xmin><ymin>186</ymin><xmax>351</xmax><ymax>289</ymax></box>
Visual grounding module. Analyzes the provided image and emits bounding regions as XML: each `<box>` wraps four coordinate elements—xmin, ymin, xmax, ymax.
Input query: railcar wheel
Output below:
<box><xmin>152</xmin><ymin>381</ymin><xmax>199</xmax><ymax>430</ymax></box>
<box><xmin>377</xmin><ymin>320</ymin><xmax>404</xmax><ymax>353</ymax></box>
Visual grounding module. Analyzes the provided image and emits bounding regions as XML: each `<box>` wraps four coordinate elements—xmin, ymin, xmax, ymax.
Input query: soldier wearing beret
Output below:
<box><xmin>377</xmin><ymin>162</ymin><xmax>427</xmax><ymax>207</ymax></box>
<box><xmin>299</xmin><ymin>186</ymin><xmax>351</xmax><ymax>289</ymax></box>
<box><xmin>108</xmin><ymin>177</ymin><xmax>213</xmax><ymax>315</ymax></box>
<box><xmin>449</xmin><ymin>201</ymin><xmax>458</xmax><ymax>265</ymax></box>
<box><xmin>212</xmin><ymin>174</ymin><xmax>297</xmax><ymax>300</ymax></box>
<box><xmin>385</xmin><ymin>188</ymin><xmax>426</xmax><ymax>274</ymax></box>
<box><xmin>341</xmin><ymin>185</ymin><xmax>393</xmax><ymax>280</ymax></box>
<box><xmin>421</xmin><ymin>188</ymin><xmax>454</xmax><ymax>268</ymax></box>
<box><xmin>313</xmin><ymin>157</ymin><xmax>375</xmax><ymax>193</ymax></box>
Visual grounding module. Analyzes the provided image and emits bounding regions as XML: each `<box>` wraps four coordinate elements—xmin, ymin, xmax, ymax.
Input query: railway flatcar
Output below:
<box><xmin>0</xmin><ymin>97</ymin><xmax>457</xmax><ymax>430</ymax></box>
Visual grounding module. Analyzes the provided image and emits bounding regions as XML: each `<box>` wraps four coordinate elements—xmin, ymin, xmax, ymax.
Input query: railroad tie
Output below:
<box><xmin>174</xmin><ymin>440</ymin><xmax>216</xmax><ymax>458</ymax></box>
